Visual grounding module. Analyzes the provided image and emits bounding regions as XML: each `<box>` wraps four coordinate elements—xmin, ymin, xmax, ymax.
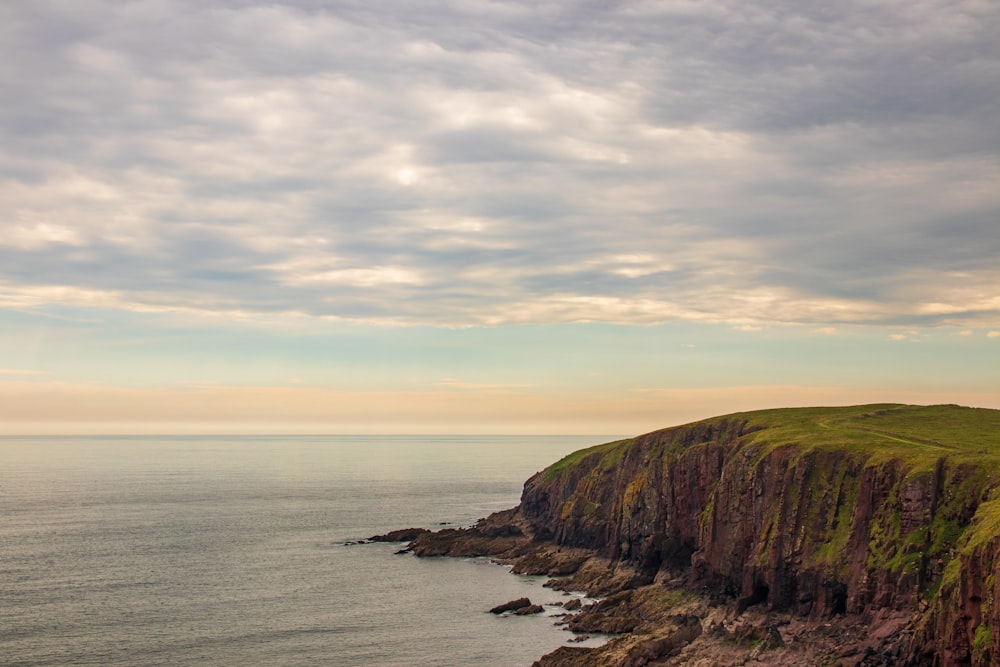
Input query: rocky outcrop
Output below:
<box><xmin>515</xmin><ymin>604</ymin><xmax>546</xmax><ymax>616</ymax></box>
<box><xmin>490</xmin><ymin>597</ymin><xmax>533</xmax><ymax>614</ymax></box>
<box><xmin>405</xmin><ymin>508</ymin><xmax>530</xmax><ymax>557</ymax></box>
<box><xmin>369</xmin><ymin>527</ymin><xmax>431</xmax><ymax>542</ymax></box>
<box><xmin>404</xmin><ymin>404</ymin><xmax>1000</xmax><ymax>665</ymax></box>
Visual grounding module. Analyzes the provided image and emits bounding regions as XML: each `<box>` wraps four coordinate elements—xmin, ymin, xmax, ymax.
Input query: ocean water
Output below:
<box><xmin>0</xmin><ymin>435</ymin><xmax>614</xmax><ymax>666</ymax></box>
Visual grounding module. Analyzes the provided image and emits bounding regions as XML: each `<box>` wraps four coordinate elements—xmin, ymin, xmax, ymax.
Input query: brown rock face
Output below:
<box><xmin>489</xmin><ymin>597</ymin><xmax>532</xmax><ymax>614</ymax></box>
<box><xmin>407</xmin><ymin>507</ymin><xmax>529</xmax><ymax>557</ymax></box>
<box><xmin>515</xmin><ymin>415</ymin><xmax>1000</xmax><ymax>665</ymax></box>
<box><xmin>914</xmin><ymin>531</ymin><xmax>1000</xmax><ymax>666</ymax></box>
<box><xmin>402</xmin><ymin>406</ymin><xmax>1000</xmax><ymax>665</ymax></box>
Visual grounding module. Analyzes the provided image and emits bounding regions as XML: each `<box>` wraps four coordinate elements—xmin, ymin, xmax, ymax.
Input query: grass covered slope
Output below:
<box><xmin>544</xmin><ymin>403</ymin><xmax>999</xmax><ymax>474</ymax></box>
<box><xmin>519</xmin><ymin>404</ymin><xmax>1000</xmax><ymax>665</ymax></box>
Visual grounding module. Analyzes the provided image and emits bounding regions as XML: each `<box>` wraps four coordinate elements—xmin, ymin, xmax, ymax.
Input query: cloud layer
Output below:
<box><xmin>3</xmin><ymin>0</ymin><xmax>999</xmax><ymax>327</ymax></box>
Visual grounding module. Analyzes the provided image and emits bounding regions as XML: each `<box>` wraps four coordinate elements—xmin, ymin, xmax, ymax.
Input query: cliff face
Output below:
<box><xmin>915</xmin><ymin>498</ymin><xmax>1000</xmax><ymax>665</ymax></box>
<box><xmin>517</xmin><ymin>405</ymin><xmax>1000</xmax><ymax>666</ymax></box>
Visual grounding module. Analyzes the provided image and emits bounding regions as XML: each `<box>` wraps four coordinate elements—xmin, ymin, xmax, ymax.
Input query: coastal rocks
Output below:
<box><xmin>509</xmin><ymin>545</ymin><xmax>591</xmax><ymax>577</ymax></box>
<box><xmin>489</xmin><ymin>597</ymin><xmax>546</xmax><ymax>615</ymax></box>
<box><xmin>409</xmin><ymin>508</ymin><xmax>529</xmax><ymax>558</ymax></box>
<box><xmin>386</xmin><ymin>405</ymin><xmax>1000</xmax><ymax>665</ymax></box>
<box><xmin>531</xmin><ymin>646</ymin><xmax>591</xmax><ymax>666</ymax></box>
<box><xmin>618</xmin><ymin>616</ymin><xmax>702</xmax><ymax>666</ymax></box>
<box><xmin>516</xmin><ymin>604</ymin><xmax>546</xmax><ymax>616</ymax></box>
<box><xmin>368</xmin><ymin>527</ymin><xmax>431</xmax><ymax>543</ymax></box>
<box><xmin>366</xmin><ymin>527</ymin><xmax>433</xmax><ymax>553</ymax></box>
<box><xmin>563</xmin><ymin>587</ymin><xmax>695</xmax><ymax>636</ymax></box>
<box><xmin>533</xmin><ymin>610</ymin><xmax>702</xmax><ymax>667</ymax></box>
<box><xmin>489</xmin><ymin>597</ymin><xmax>532</xmax><ymax>614</ymax></box>
<box><xmin>543</xmin><ymin>556</ymin><xmax>651</xmax><ymax>597</ymax></box>
<box><xmin>670</xmin><ymin>613</ymin><xmax>829</xmax><ymax>665</ymax></box>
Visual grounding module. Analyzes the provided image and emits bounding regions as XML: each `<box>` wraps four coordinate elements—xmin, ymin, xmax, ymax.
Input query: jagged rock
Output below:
<box><xmin>510</xmin><ymin>547</ymin><xmax>590</xmax><ymax>576</ymax></box>
<box><xmin>368</xmin><ymin>528</ymin><xmax>430</xmax><ymax>542</ymax></box>
<box><xmin>531</xmin><ymin>646</ymin><xmax>592</xmax><ymax>666</ymax></box>
<box><xmin>731</xmin><ymin>622</ymin><xmax>758</xmax><ymax>644</ymax></box>
<box><xmin>620</xmin><ymin>615</ymin><xmax>702</xmax><ymax>666</ymax></box>
<box><xmin>514</xmin><ymin>604</ymin><xmax>545</xmax><ymax>615</ymax></box>
<box><xmin>409</xmin><ymin>508</ymin><xmax>529</xmax><ymax>557</ymax></box>
<box><xmin>761</xmin><ymin>624</ymin><xmax>785</xmax><ymax>649</ymax></box>
<box><xmin>706</xmin><ymin>619</ymin><xmax>728</xmax><ymax>637</ymax></box>
<box><xmin>747</xmin><ymin>623</ymin><xmax>786</xmax><ymax>660</ymax></box>
<box><xmin>562</xmin><ymin>597</ymin><xmax>582</xmax><ymax>611</ymax></box>
<box><xmin>490</xmin><ymin>597</ymin><xmax>532</xmax><ymax>614</ymax></box>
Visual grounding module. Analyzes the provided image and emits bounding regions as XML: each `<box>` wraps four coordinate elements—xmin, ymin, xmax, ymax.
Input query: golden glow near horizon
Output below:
<box><xmin>1</xmin><ymin>377</ymin><xmax>998</xmax><ymax>435</ymax></box>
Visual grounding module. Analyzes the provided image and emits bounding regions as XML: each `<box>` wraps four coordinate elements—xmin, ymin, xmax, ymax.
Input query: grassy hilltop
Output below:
<box><xmin>551</xmin><ymin>403</ymin><xmax>1000</xmax><ymax>472</ymax></box>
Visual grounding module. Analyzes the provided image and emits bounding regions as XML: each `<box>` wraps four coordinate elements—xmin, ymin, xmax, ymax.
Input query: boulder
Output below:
<box><xmin>490</xmin><ymin>597</ymin><xmax>532</xmax><ymax>614</ymax></box>
<box><xmin>514</xmin><ymin>604</ymin><xmax>546</xmax><ymax>615</ymax></box>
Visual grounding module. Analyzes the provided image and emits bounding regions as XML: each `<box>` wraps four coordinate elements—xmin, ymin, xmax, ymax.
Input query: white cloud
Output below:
<box><xmin>3</xmin><ymin>223</ymin><xmax>84</xmax><ymax>249</ymax></box>
<box><xmin>285</xmin><ymin>266</ymin><xmax>425</xmax><ymax>287</ymax></box>
<box><xmin>0</xmin><ymin>0</ymin><xmax>997</xmax><ymax>329</ymax></box>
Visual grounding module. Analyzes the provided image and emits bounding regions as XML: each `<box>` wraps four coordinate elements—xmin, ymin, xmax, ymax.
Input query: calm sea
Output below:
<box><xmin>0</xmin><ymin>435</ymin><xmax>615</xmax><ymax>666</ymax></box>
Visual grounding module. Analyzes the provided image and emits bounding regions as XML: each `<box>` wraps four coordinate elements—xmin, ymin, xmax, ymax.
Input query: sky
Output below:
<box><xmin>1</xmin><ymin>0</ymin><xmax>998</xmax><ymax>435</ymax></box>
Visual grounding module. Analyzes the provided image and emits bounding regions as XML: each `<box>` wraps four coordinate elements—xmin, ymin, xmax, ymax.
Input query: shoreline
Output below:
<box><xmin>371</xmin><ymin>405</ymin><xmax>1000</xmax><ymax>665</ymax></box>
<box><xmin>374</xmin><ymin>514</ymin><xmax>904</xmax><ymax>666</ymax></box>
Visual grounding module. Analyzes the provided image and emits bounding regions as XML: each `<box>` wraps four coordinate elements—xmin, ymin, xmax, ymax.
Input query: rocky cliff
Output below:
<box><xmin>404</xmin><ymin>404</ymin><xmax>1000</xmax><ymax>665</ymax></box>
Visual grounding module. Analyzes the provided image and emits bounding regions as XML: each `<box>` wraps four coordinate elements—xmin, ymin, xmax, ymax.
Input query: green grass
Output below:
<box><xmin>711</xmin><ymin>404</ymin><xmax>1000</xmax><ymax>473</ymax></box>
<box><xmin>974</xmin><ymin>623</ymin><xmax>993</xmax><ymax>660</ymax></box>
<box><xmin>543</xmin><ymin>404</ymin><xmax>1000</xmax><ymax>487</ymax></box>
<box><xmin>813</xmin><ymin>473</ymin><xmax>858</xmax><ymax>570</ymax></box>
<box><xmin>543</xmin><ymin>438</ymin><xmax>632</xmax><ymax>481</ymax></box>
<box><xmin>842</xmin><ymin>405</ymin><xmax>1000</xmax><ymax>452</ymax></box>
<box><xmin>963</xmin><ymin>494</ymin><xmax>1000</xmax><ymax>552</ymax></box>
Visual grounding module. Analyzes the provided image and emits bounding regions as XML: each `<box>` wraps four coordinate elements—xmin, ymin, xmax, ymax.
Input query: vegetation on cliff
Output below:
<box><xmin>403</xmin><ymin>404</ymin><xmax>1000</xmax><ymax>665</ymax></box>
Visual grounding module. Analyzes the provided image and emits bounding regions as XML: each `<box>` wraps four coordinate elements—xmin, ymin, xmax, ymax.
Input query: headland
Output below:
<box><xmin>379</xmin><ymin>404</ymin><xmax>1000</xmax><ymax>666</ymax></box>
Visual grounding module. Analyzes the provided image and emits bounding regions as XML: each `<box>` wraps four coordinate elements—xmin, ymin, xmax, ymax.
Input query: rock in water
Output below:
<box><xmin>490</xmin><ymin>597</ymin><xmax>532</xmax><ymax>614</ymax></box>
<box><xmin>514</xmin><ymin>604</ymin><xmax>545</xmax><ymax>616</ymax></box>
<box><xmin>368</xmin><ymin>528</ymin><xmax>431</xmax><ymax>542</ymax></box>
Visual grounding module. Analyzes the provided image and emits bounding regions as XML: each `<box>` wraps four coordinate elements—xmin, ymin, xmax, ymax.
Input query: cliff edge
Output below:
<box><xmin>406</xmin><ymin>404</ymin><xmax>1000</xmax><ymax>666</ymax></box>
